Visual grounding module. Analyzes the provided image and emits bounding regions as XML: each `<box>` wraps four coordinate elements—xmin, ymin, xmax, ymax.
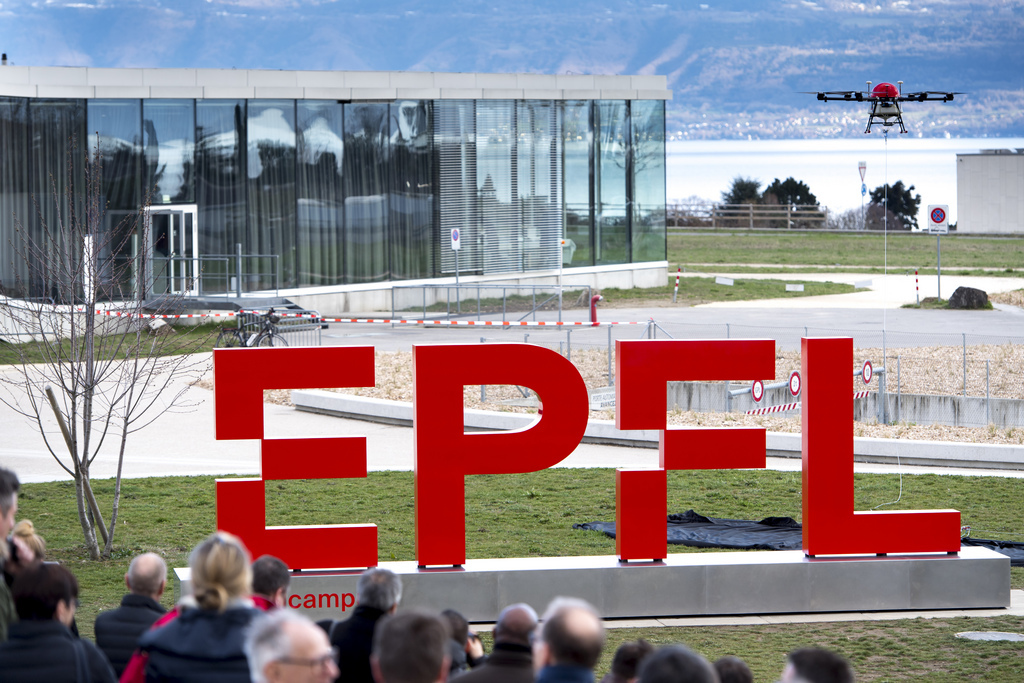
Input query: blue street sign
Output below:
<box><xmin>861</xmin><ymin>183</ymin><xmax>867</xmax><ymax>196</ymax></box>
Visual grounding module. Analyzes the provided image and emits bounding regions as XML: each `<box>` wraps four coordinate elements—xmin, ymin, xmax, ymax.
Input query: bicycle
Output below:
<box><xmin>215</xmin><ymin>308</ymin><xmax>289</xmax><ymax>348</ymax></box>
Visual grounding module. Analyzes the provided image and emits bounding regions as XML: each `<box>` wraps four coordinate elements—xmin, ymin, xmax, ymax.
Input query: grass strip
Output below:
<box><xmin>669</xmin><ymin>232</ymin><xmax>1024</xmax><ymax>271</ymax></box>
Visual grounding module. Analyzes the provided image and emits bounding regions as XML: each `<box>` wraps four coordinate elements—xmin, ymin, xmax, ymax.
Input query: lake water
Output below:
<box><xmin>666</xmin><ymin>137</ymin><xmax>1024</xmax><ymax>225</ymax></box>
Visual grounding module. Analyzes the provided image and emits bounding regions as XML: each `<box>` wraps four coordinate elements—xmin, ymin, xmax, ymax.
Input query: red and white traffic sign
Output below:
<box><xmin>751</xmin><ymin>379</ymin><xmax>764</xmax><ymax>403</ymax></box>
<box><xmin>858</xmin><ymin>161</ymin><xmax>866</xmax><ymax>182</ymax></box>
<box><xmin>927</xmin><ymin>204</ymin><xmax>948</xmax><ymax>234</ymax></box>
<box><xmin>862</xmin><ymin>360</ymin><xmax>873</xmax><ymax>385</ymax></box>
<box><xmin>451</xmin><ymin>228</ymin><xmax>461</xmax><ymax>250</ymax></box>
<box><xmin>789</xmin><ymin>371</ymin><xmax>801</xmax><ymax>397</ymax></box>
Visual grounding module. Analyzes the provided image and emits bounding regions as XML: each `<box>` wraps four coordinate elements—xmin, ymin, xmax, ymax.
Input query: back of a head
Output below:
<box><xmin>637</xmin><ymin>645</ymin><xmax>717</xmax><ymax>683</ymax></box>
<box><xmin>786</xmin><ymin>648</ymin><xmax>854</xmax><ymax>683</ymax></box>
<box><xmin>12</xmin><ymin>519</ymin><xmax>45</xmax><ymax>560</ymax></box>
<box><xmin>12</xmin><ymin>562</ymin><xmax>78</xmax><ymax>621</ymax></box>
<box><xmin>189</xmin><ymin>531</ymin><xmax>252</xmax><ymax>612</ymax></box>
<box><xmin>441</xmin><ymin>608</ymin><xmax>469</xmax><ymax>644</ymax></box>
<box><xmin>540</xmin><ymin>597</ymin><xmax>606</xmax><ymax>670</ymax></box>
<box><xmin>0</xmin><ymin>466</ymin><xmax>18</xmax><ymax>515</ymax></box>
<box><xmin>493</xmin><ymin>603</ymin><xmax>538</xmax><ymax>647</ymax></box>
<box><xmin>373</xmin><ymin>610</ymin><xmax>448</xmax><ymax>683</ymax></box>
<box><xmin>356</xmin><ymin>566</ymin><xmax>402</xmax><ymax>611</ymax></box>
<box><xmin>611</xmin><ymin>640</ymin><xmax>655</xmax><ymax>681</ymax></box>
<box><xmin>128</xmin><ymin>552</ymin><xmax>167</xmax><ymax>597</ymax></box>
<box><xmin>714</xmin><ymin>655</ymin><xmax>753</xmax><ymax>683</ymax></box>
<box><xmin>251</xmin><ymin>554</ymin><xmax>290</xmax><ymax>597</ymax></box>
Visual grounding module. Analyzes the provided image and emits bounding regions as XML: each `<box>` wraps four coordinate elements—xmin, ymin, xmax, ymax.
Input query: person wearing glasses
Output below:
<box><xmin>246</xmin><ymin>610</ymin><xmax>340</xmax><ymax>683</ymax></box>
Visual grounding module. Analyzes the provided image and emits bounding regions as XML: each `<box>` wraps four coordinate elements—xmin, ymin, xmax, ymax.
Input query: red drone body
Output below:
<box><xmin>811</xmin><ymin>80</ymin><xmax>961</xmax><ymax>134</ymax></box>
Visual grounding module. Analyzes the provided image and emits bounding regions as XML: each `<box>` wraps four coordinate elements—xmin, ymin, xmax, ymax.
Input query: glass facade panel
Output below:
<box><xmin>477</xmin><ymin>100</ymin><xmax>520</xmax><ymax>274</ymax></box>
<box><xmin>595</xmin><ymin>101</ymin><xmax>628</xmax><ymax>265</ymax></box>
<box><xmin>196</xmin><ymin>100</ymin><xmax>246</xmax><ymax>290</ymax></box>
<box><xmin>517</xmin><ymin>101</ymin><xmax>561</xmax><ymax>271</ymax></box>
<box><xmin>435</xmin><ymin>100</ymin><xmax>479</xmax><ymax>275</ymax></box>
<box><xmin>296</xmin><ymin>101</ymin><xmax>345</xmax><ymax>287</ymax></box>
<box><xmin>29</xmin><ymin>99</ymin><xmax>85</xmax><ymax>300</ymax></box>
<box><xmin>389</xmin><ymin>100</ymin><xmax>433</xmax><ymax>280</ymax></box>
<box><xmin>0</xmin><ymin>88</ymin><xmax>668</xmax><ymax>300</ymax></box>
<box><xmin>143</xmin><ymin>99</ymin><xmax>194</xmax><ymax>204</ymax></box>
<box><xmin>247</xmin><ymin>100</ymin><xmax>297</xmax><ymax>289</ymax></box>
<box><xmin>631</xmin><ymin>100</ymin><xmax>667</xmax><ymax>263</ymax></box>
<box><xmin>343</xmin><ymin>103</ymin><xmax>389</xmax><ymax>283</ymax></box>
<box><xmin>0</xmin><ymin>98</ymin><xmax>30</xmax><ymax>294</ymax></box>
<box><xmin>562</xmin><ymin>101</ymin><xmax>591</xmax><ymax>267</ymax></box>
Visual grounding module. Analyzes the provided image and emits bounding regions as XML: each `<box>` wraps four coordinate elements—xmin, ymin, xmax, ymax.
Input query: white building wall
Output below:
<box><xmin>957</xmin><ymin>152</ymin><xmax>1024</xmax><ymax>234</ymax></box>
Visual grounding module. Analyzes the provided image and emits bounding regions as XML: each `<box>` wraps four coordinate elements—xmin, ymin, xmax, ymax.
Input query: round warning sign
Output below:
<box><xmin>862</xmin><ymin>360</ymin><xmax>873</xmax><ymax>385</ymax></box>
<box><xmin>930</xmin><ymin>207</ymin><xmax>946</xmax><ymax>224</ymax></box>
<box><xmin>789</xmin><ymin>371</ymin><xmax>801</xmax><ymax>397</ymax></box>
<box><xmin>752</xmin><ymin>379</ymin><xmax>764</xmax><ymax>403</ymax></box>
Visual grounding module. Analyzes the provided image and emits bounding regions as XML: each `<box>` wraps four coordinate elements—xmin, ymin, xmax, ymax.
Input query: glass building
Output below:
<box><xmin>0</xmin><ymin>68</ymin><xmax>668</xmax><ymax>302</ymax></box>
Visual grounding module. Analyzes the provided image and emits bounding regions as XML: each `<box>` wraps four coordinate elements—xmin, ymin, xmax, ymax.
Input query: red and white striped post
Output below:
<box><xmin>915</xmin><ymin>269</ymin><xmax>919</xmax><ymax>305</ymax></box>
<box><xmin>672</xmin><ymin>267</ymin><xmax>681</xmax><ymax>303</ymax></box>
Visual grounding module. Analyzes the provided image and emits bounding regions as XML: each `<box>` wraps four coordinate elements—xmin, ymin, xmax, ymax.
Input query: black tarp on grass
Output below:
<box><xmin>573</xmin><ymin>509</ymin><xmax>1024</xmax><ymax>565</ymax></box>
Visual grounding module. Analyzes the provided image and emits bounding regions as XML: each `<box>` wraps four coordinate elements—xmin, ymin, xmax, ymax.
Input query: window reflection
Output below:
<box><xmin>196</xmin><ymin>100</ymin><xmax>246</xmax><ymax>289</ymax></box>
<box><xmin>596</xmin><ymin>101</ymin><xmax>628</xmax><ymax>265</ymax></box>
<box><xmin>143</xmin><ymin>100</ymin><xmax>194</xmax><ymax>204</ymax></box>
<box><xmin>297</xmin><ymin>101</ymin><xmax>344</xmax><ymax>286</ymax></box>
<box><xmin>389</xmin><ymin>101</ymin><xmax>433</xmax><ymax>280</ymax></box>
<box><xmin>344</xmin><ymin>103</ymin><xmax>389</xmax><ymax>283</ymax></box>
<box><xmin>562</xmin><ymin>101</ymin><xmax>591</xmax><ymax>267</ymax></box>
<box><xmin>631</xmin><ymin>100</ymin><xmax>666</xmax><ymax>263</ymax></box>
<box><xmin>247</xmin><ymin>100</ymin><xmax>297</xmax><ymax>289</ymax></box>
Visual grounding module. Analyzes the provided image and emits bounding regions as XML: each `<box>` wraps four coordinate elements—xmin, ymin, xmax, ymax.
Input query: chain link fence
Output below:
<box><xmin>462</xmin><ymin>321</ymin><xmax>1024</xmax><ymax>427</ymax></box>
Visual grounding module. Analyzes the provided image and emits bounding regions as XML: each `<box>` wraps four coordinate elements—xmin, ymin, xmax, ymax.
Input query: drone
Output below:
<box><xmin>811</xmin><ymin>81</ymin><xmax>961</xmax><ymax>134</ymax></box>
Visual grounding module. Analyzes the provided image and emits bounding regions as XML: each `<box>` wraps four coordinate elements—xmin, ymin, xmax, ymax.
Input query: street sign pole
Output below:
<box><xmin>927</xmin><ymin>205</ymin><xmax>948</xmax><ymax>301</ymax></box>
<box><xmin>858</xmin><ymin>161</ymin><xmax>867</xmax><ymax>230</ymax></box>
<box><xmin>451</xmin><ymin>228</ymin><xmax>461</xmax><ymax>314</ymax></box>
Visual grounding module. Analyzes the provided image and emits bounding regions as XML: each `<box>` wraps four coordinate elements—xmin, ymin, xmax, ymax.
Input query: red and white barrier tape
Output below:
<box><xmin>85</xmin><ymin>308</ymin><xmax>648</xmax><ymax>327</ymax></box>
<box><xmin>853</xmin><ymin>390</ymin><xmax>871</xmax><ymax>399</ymax></box>
<box><xmin>746</xmin><ymin>401</ymin><xmax>800</xmax><ymax>416</ymax></box>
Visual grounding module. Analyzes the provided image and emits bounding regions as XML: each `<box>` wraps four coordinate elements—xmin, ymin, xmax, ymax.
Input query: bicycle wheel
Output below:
<box><xmin>215</xmin><ymin>328</ymin><xmax>245</xmax><ymax>348</ymax></box>
<box><xmin>256</xmin><ymin>332</ymin><xmax>288</xmax><ymax>347</ymax></box>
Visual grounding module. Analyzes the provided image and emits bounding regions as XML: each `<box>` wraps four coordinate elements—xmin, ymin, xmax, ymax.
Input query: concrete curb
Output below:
<box><xmin>292</xmin><ymin>391</ymin><xmax>1024</xmax><ymax>471</ymax></box>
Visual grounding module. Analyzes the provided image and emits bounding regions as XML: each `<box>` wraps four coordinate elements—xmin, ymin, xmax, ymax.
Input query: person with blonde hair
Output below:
<box><xmin>136</xmin><ymin>531</ymin><xmax>260</xmax><ymax>682</ymax></box>
<box><xmin>12</xmin><ymin>520</ymin><xmax>45</xmax><ymax>560</ymax></box>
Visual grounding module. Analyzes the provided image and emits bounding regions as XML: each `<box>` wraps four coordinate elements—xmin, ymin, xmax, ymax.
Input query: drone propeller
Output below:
<box><xmin>900</xmin><ymin>91</ymin><xmax>964</xmax><ymax>102</ymax></box>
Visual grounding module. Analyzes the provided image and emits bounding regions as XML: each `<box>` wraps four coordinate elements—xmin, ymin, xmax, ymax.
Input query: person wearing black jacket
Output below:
<box><xmin>0</xmin><ymin>562</ymin><xmax>116</xmax><ymax>682</ymax></box>
<box><xmin>328</xmin><ymin>567</ymin><xmax>403</xmax><ymax>683</ymax></box>
<box><xmin>455</xmin><ymin>604</ymin><xmax>538</xmax><ymax>683</ymax></box>
<box><xmin>94</xmin><ymin>552</ymin><xmax>168</xmax><ymax>677</ymax></box>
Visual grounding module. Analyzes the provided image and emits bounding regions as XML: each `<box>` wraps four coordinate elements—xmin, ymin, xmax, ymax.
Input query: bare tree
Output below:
<box><xmin>0</xmin><ymin>140</ymin><xmax>212</xmax><ymax>560</ymax></box>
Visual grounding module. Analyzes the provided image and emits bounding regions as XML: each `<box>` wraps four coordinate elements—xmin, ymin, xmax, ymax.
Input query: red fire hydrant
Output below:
<box><xmin>590</xmin><ymin>294</ymin><xmax>603</xmax><ymax>326</ymax></box>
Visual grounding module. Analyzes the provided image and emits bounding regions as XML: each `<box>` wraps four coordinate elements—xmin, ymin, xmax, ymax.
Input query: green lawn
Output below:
<box><xmin>16</xmin><ymin>469</ymin><xmax>1024</xmax><ymax>680</ymax></box>
<box><xmin>603</xmin><ymin>277</ymin><xmax>854</xmax><ymax>307</ymax></box>
<box><xmin>669</xmin><ymin>231</ymin><xmax>1024</xmax><ymax>273</ymax></box>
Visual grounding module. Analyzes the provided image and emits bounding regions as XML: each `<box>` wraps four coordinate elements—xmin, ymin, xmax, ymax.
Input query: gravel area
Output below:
<box><xmin>991</xmin><ymin>288</ymin><xmax>1024</xmax><ymax>308</ymax></box>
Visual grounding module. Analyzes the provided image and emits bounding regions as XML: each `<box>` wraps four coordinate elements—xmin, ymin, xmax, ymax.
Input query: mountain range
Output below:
<box><xmin>1</xmin><ymin>0</ymin><xmax>1022</xmax><ymax>139</ymax></box>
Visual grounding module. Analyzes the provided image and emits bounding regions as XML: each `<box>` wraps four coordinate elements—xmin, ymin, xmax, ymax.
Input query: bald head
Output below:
<box><xmin>493</xmin><ymin>603</ymin><xmax>538</xmax><ymax>647</ymax></box>
<box><xmin>537</xmin><ymin>597</ymin><xmax>605</xmax><ymax>670</ymax></box>
<box><xmin>126</xmin><ymin>552</ymin><xmax>167</xmax><ymax>599</ymax></box>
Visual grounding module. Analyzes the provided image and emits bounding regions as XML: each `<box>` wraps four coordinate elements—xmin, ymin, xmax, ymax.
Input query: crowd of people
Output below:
<box><xmin>0</xmin><ymin>466</ymin><xmax>855</xmax><ymax>682</ymax></box>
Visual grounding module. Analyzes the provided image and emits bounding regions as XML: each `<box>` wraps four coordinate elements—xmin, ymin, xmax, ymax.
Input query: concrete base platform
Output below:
<box><xmin>174</xmin><ymin>546</ymin><xmax>1010</xmax><ymax>623</ymax></box>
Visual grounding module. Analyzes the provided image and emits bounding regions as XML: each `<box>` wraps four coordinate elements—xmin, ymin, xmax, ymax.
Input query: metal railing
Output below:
<box><xmin>390</xmin><ymin>284</ymin><xmax>592</xmax><ymax>323</ymax></box>
<box><xmin>235</xmin><ymin>307</ymin><xmax>323</xmax><ymax>346</ymax></box>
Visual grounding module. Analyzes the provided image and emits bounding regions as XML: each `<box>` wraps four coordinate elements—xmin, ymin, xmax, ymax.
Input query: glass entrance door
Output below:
<box><xmin>147</xmin><ymin>205</ymin><xmax>199</xmax><ymax>296</ymax></box>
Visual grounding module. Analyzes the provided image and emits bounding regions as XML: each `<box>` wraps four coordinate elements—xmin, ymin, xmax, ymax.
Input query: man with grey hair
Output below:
<box><xmin>457</xmin><ymin>603</ymin><xmax>538</xmax><ymax>683</ymax></box>
<box><xmin>94</xmin><ymin>551</ymin><xmax>168</xmax><ymax>676</ymax></box>
<box><xmin>328</xmin><ymin>567</ymin><xmax>402</xmax><ymax>683</ymax></box>
<box><xmin>533</xmin><ymin>597</ymin><xmax>606</xmax><ymax>683</ymax></box>
<box><xmin>245</xmin><ymin>610</ymin><xmax>339</xmax><ymax>683</ymax></box>
<box><xmin>370</xmin><ymin>610</ymin><xmax>449</xmax><ymax>683</ymax></box>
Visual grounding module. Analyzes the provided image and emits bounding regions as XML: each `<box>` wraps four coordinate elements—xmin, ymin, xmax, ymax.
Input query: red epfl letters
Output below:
<box><xmin>213</xmin><ymin>339</ymin><xmax>960</xmax><ymax>570</ymax></box>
